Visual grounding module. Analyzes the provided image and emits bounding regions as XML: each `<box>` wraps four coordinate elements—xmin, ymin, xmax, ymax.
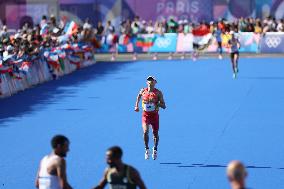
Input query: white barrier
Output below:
<box><xmin>0</xmin><ymin>55</ymin><xmax>96</xmax><ymax>98</ymax></box>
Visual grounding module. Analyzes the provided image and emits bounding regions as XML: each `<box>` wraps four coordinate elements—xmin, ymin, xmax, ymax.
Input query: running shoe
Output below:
<box><xmin>218</xmin><ymin>54</ymin><xmax>223</xmax><ymax>59</ymax></box>
<box><xmin>145</xmin><ymin>149</ymin><xmax>150</xmax><ymax>160</ymax></box>
<box><xmin>234</xmin><ymin>67</ymin><xmax>239</xmax><ymax>73</ymax></box>
<box><xmin>152</xmin><ymin>148</ymin><xmax>157</xmax><ymax>160</ymax></box>
<box><xmin>232</xmin><ymin>73</ymin><xmax>237</xmax><ymax>79</ymax></box>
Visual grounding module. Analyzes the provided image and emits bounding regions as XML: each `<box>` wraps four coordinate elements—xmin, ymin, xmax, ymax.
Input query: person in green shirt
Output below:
<box><xmin>93</xmin><ymin>146</ymin><xmax>147</xmax><ymax>189</ymax></box>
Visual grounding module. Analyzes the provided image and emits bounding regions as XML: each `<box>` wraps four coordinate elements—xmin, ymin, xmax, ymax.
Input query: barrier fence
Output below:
<box><xmin>1</xmin><ymin>32</ymin><xmax>284</xmax><ymax>98</ymax></box>
<box><xmin>98</xmin><ymin>32</ymin><xmax>284</xmax><ymax>54</ymax></box>
<box><xmin>0</xmin><ymin>52</ymin><xmax>95</xmax><ymax>98</ymax></box>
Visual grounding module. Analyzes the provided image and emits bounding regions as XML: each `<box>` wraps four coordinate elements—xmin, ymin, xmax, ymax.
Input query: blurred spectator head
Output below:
<box><xmin>227</xmin><ymin>160</ymin><xmax>247</xmax><ymax>189</ymax></box>
<box><xmin>169</xmin><ymin>16</ymin><xmax>175</xmax><ymax>22</ymax></box>
<box><xmin>2</xmin><ymin>25</ymin><xmax>7</xmax><ymax>31</ymax></box>
<box><xmin>6</xmin><ymin>45</ymin><xmax>14</xmax><ymax>53</ymax></box>
<box><xmin>50</xmin><ymin>14</ymin><xmax>56</xmax><ymax>25</ymax></box>
<box><xmin>134</xmin><ymin>15</ymin><xmax>140</xmax><ymax>21</ymax></box>
<box><xmin>42</xmin><ymin>15</ymin><xmax>47</xmax><ymax>20</ymax></box>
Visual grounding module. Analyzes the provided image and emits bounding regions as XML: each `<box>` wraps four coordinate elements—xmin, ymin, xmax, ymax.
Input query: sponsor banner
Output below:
<box><xmin>5</xmin><ymin>4</ymin><xmax>49</xmax><ymax>29</ymax></box>
<box><xmin>207</xmin><ymin>32</ymin><xmax>260</xmax><ymax>53</ymax></box>
<box><xmin>127</xmin><ymin>0</ymin><xmax>212</xmax><ymax>22</ymax></box>
<box><xmin>238</xmin><ymin>32</ymin><xmax>260</xmax><ymax>52</ymax></box>
<box><xmin>176</xmin><ymin>33</ymin><xmax>193</xmax><ymax>52</ymax></box>
<box><xmin>260</xmin><ymin>32</ymin><xmax>284</xmax><ymax>53</ymax></box>
<box><xmin>149</xmin><ymin>33</ymin><xmax>177</xmax><ymax>53</ymax></box>
<box><xmin>214</xmin><ymin>0</ymin><xmax>284</xmax><ymax>22</ymax></box>
<box><xmin>96</xmin><ymin>32</ymin><xmax>279</xmax><ymax>53</ymax></box>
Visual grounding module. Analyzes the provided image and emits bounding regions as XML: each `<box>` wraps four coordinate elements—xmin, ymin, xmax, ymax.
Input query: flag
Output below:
<box><xmin>68</xmin><ymin>54</ymin><xmax>81</xmax><ymax>69</ymax></box>
<box><xmin>136</xmin><ymin>34</ymin><xmax>156</xmax><ymax>47</ymax></box>
<box><xmin>47</xmin><ymin>53</ymin><xmax>60</xmax><ymax>70</ymax></box>
<box><xmin>92</xmin><ymin>37</ymin><xmax>101</xmax><ymax>48</ymax></box>
<box><xmin>64</xmin><ymin>21</ymin><xmax>78</xmax><ymax>36</ymax></box>
<box><xmin>59</xmin><ymin>58</ymin><xmax>65</xmax><ymax>71</ymax></box>
<box><xmin>192</xmin><ymin>24</ymin><xmax>213</xmax><ymax>50</ymax></box>
<box><xmin>19</xmin><ymin>61</ymin><xmax>31</xmax><ymax>73</ymax></box>
<box><xmin>119</xmin><ymin>34</ymin><xmax>130</xmax><ymax>45</ymax></box>
<box><xmin>81</xmin><ymin>44</ymin><xmax>92</xmax><ymax>52</ymax></box>
<box><xmin>61</xmin><ymin>43</ymin><xmax>73</xmax><ymax>51</ymax></box>
<box><xmin>40</xmin><ymin>23</ymin><xmax>49</xmax><ymax>36</ymax></box>
<box><xmin>0</xmin><ymin>63</ymin><xmax>12</xmax><ymax>74</ymax></box>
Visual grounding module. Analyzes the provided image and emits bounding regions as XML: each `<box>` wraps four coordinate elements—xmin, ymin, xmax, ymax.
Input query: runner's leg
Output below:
<box><xmin>142</xmin><ymin>124</ymin><xmax>150</xmax><ymax>149</ymax></box>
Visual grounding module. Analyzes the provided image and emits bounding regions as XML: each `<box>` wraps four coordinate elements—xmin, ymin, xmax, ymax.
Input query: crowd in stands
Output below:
<box><xmin>0</xmin><ymin>15</ymin><xmax>284</xmax><ymax>63</ymax></box>
<box><xmin>0</xmin><ymin>14</ymin><xmax>283</xmax><ymax>54</ymax></box>
<box><xmin>0</xmin><ymin>15</ymin><xmax>95</xmax><ymax>63</ymax></box>
<box><xmin>1</xmin><ymin>14</ymin><xmax>284</xmax><ymax>95</ymax></box>
<box><xmin>0</xmin><ymin>15</ymin><xmax>96</xmax><ymax>90</ymax></box>
<box><xmin>96</xmin><ymin>15</ymin><xmax>284</xmax><ymax>37</ymax></box>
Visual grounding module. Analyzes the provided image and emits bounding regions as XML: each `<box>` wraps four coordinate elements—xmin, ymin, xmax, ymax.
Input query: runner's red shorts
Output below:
<box><xmin>142</xmin><ymin>111</ymin><xmax>159</xmax><ymax>132</ymax></box>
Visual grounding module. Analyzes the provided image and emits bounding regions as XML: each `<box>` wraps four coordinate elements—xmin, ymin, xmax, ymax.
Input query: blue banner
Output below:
<box><xmin>260</xmin><ymin>33</ymin><xmax>284</xmax><ymax>53</ymax></box>
<box><xmin>149</xmin><ymin>34</ymin><xmax>177</xmax><ymax>53</ymax></box>
<box><xmin>237</xmin><ymin>32</ymin><xmax>260</xmax><ymax>53</ymax></box>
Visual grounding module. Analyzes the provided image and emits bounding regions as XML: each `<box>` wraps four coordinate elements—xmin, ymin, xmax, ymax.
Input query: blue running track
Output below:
<box><xmin>1</xmin><ymin>57</ymin><xmax>284</xmax><ymax>189</ymax></box>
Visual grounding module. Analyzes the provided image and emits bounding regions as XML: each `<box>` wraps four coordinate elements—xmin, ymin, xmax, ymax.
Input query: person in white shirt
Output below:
<box><xmin>35</xmin><ymin>135</ymin><xmax>73</xmax><ymax>189</ymax></box>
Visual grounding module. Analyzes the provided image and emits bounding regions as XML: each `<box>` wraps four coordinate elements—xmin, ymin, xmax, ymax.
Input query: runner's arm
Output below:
<box><xmin>57</xmin><ymin>158</ymin><xmax>73</xmax><ymax>189</ymax></box>
<box><xmin>135</xmin><ymin>89</ymin><xmax>143</xmax><ymax>111</ymax></box>
<box><xmin>92</xmin><ymin>168</ymin><xmax>108</xmax><ymax>189</ymax></box>
<box><xmin>237</xmin><ymin>39</ymin><xmax>241</xmax><ymax>49</ymax></box>
<box><xmin>35</xmin><ymin>162</ymin><xmax>41</xmax><ymax>188</ymax></box>
<box><xmin>130</xmin><ymin>167</ymin><xmax>147</xmax><ymax>189</ymax></box>
<box><xmin>158</xmin><ymin>91</ymin><xmax>166</xmax><ymax>109</ymax></box>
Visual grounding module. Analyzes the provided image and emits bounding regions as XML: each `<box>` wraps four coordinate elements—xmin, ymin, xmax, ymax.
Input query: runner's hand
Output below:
<box><xmin>134</xmin><ymin>106</ymin><xmax>139</xmax><ymax>112</ymax></box>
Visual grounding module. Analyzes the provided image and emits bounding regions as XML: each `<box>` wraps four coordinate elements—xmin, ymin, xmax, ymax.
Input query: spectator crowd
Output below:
<box><xmin>1</xmin><ymin>14</ymin><xmax>284</xmax><ymax>96</ymax></box>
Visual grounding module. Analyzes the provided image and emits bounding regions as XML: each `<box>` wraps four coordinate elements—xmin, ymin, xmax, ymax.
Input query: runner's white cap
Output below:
<box><xmin>147</xmin><ymin>76</ymin><xmax>157</xmax><ymax>82</ymax></box>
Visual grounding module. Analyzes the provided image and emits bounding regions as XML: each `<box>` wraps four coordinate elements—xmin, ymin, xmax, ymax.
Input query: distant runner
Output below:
<box><xmin>228</xmin><ymin>31</ymin><xmax>241</xmax><ymax>79</ymax></box>
<box><xmin>135</xmin><ymin>76</ymin><xmax>166</xmax><ymax>160</ymax></box>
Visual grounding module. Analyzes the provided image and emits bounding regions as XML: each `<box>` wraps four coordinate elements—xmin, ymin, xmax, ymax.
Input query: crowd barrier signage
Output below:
<box><xmin>176</xmin><ymin>33</ymin><xmax>194</xmax><ymax>52</ymax></box>
<box><xmin>259</xmin><ymin>32</ymin><xmax>284</xmax><ymax>53</ymax></box>
<box><xmin>96</xmin><ymin>32</ymin><xmax>279</xmax><ymax>53</ymax></box>
<box><xmin>149</xmin><ymin>33</ymin><xmax>177</xmax><ymax>52</ymax></box>
<box><xmin>238</xmin><ymin>32</ymin><xmax>260</xmax><ymax>53</ymax></box>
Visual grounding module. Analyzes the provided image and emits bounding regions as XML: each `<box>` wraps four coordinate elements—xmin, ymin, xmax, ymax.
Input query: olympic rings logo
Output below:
<box><xmin>156</xmin><ymin>38</ymin><xmax>171</xmax><ymax>48</ymax></box>
<box><xmin>265</xmin><ymin>36</ymin><xmax>282</xmax><ymax>48</ymax></box>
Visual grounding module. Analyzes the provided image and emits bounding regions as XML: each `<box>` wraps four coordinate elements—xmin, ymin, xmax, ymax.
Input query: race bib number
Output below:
<box><xmin>143</xmin><ymin>103</ymin><xmax>156</xmax><ymax>112</ymax></box>
<box><xmin>39</xmin><ymin>178</ymin><xmax>51</xmax><ymax>189</ymax></box>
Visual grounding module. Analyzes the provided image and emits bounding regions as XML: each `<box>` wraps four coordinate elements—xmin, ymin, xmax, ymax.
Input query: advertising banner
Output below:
<box><xmin>259</xmin><ymin>32</ymin><xmax>284</xmax><ymax>53</ymax></box>
<box><xmin>5</xmin><ymin>4</ymin><xmax>49</xmax><ymax>29</ymax></box>
<box><xmin>149</xmin><ymin>33</ymin><xmax>178</xmax><ymax>52</ymax></box>
<box><xmin>126</xmin><ymin>0</ymin><xmax>212</xmax><ymax>22</ymax></box>
<box><xmin>207</xmin><ymin>33</ymin><xmax>260</xmax><ymax>53</ymax></box>
<box><xmin>176</xmin><ymin>33</ymin><xmax>193</xmax><ymax>52</ymax></box>
<box><xmin>238</xmin><ymin>32</ymin><xmax>261</xmax><ymax>52</ymax></box>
